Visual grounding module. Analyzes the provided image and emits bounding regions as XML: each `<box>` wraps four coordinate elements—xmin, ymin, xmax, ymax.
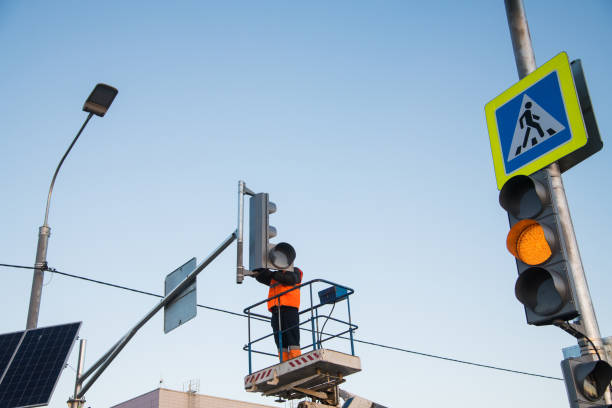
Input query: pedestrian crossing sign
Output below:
<box><xmin>485</xmin><ymin>52</ymin><xmax>587</xmax><ymax>189</ymax></box>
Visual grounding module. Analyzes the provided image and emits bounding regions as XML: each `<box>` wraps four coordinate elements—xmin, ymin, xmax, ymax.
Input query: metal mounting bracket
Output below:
<box><xmin>554</xmin><ymin>319</ymin><xmax>587</xmax><ymax>340</ymax></box>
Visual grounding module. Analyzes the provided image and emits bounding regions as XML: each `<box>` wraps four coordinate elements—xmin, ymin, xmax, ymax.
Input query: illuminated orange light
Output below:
<box><xmin>507</xmin><ymin>220</ymin><xmax>552</xmax><ymax>265</ymax></box>
<box><xmin>516</xmin><ymin>224</ymin><xmax>551</xmax><ymax>265</ymax></box>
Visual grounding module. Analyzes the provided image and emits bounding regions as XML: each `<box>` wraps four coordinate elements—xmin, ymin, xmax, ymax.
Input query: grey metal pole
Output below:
<box><xmin>74</xmin><ymin>339</ymin><xmax>86</xmax><ymax>399</ymax></box>
<box><xmin>548</xmin><ymin>165</ymin><xmax>602</xmax><ymax>344</ymax></box>
<box><xmin>67</xmin><ymin>339</ymin><xmax>87</xmax><ymax>408</ymax></box>
<box><xmin>236</xmin><ymin>180</ymin><xmax>255</xmax><ymax>284</ymax></box>
<box><xmin>237</xmin><ymin>181</ymin><xmax>246</xmax><ymax>284</ymax></box>
<box><xmin>26</xmin><ymin>112</ymin><xmax>94</xmax><ymax>329</ymax></box>
<box><xmin>26</xmin><ymin>226</ymin><xmax>51</xmax><ymax>330</ymax></box>
<box><xmin>76</xmin><ymin>232</ymin><xmax>237</xmax><ymax>399</ymax></box>
<box><xmin>504</xmin><ymin>0</ymin><xmax>536</xmax><ymax>79</ymax></box>
<box><xmin>504</xmin><ymin>0</ymin><xmax>602</xmax><ymax>352</ymax></box>
<box><xmin>74</xmin><ymin>339</ymin><xmax>86</xmax><ymax>403</ymax></box>
<box><xmin>504</xmin><ymin>2</ymin><xmax>608</xmax><ymax>403</ymax></box>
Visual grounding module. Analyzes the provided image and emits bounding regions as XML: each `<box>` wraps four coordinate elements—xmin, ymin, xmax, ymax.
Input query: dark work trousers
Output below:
<box><xmin>270</xmin><ymin>306</ymin><xmax>300</xmax><ymax>351</ymax></box>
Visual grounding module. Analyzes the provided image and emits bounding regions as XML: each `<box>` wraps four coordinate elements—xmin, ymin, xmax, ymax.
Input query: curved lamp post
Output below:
<box><xmin>26</xmin><ymin>83</ymin><xmax>118</xmax><ymax>329</ymax></box>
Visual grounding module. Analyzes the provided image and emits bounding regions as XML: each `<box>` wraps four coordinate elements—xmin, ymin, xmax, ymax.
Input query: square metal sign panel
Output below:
<box><xmin>164</xmin><ymin>257</ymin><xmax>197</xmax><ymax>334</ymax></box>
<box><xmin>485</xmin><ymin>52</ymin><xmax>587</xmax><ymax>189</ymax></box>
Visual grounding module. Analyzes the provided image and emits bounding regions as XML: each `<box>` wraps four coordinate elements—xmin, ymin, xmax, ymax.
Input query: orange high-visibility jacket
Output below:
<box><xmin>267</xmin><ymin>268</ymin><xmax>303</xmax><ymax>311</ymax></box>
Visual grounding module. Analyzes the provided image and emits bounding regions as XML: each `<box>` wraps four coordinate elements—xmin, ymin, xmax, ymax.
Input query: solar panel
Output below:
<box><xmin>0</xmin><ymin>331</ymin><xmax>25</xmax><ymax>381</ymax></box>
<box><xmin>0</xmin><ymin>322</ymin><xmax>81</xmax><ymax>408</ymax></box>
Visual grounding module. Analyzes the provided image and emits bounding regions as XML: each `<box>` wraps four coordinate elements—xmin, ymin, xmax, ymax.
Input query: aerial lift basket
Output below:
<box><xmin>243</xmin><ymin>279</ymin><xmax>360</xmax><ymax>405</ymax></box>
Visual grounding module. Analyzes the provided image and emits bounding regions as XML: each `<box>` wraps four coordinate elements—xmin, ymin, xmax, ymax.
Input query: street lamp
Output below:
<box><xmin>26</xmin><ymin>83</ymin><xmax>118</xmax><ymax>329</ymax></box>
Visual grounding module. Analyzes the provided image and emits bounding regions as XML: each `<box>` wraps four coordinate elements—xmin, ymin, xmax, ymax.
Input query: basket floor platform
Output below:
<box><xmin>244</xmin><ymin>349</ymin><xmax>361</xmax><ymax>401</ymax></box>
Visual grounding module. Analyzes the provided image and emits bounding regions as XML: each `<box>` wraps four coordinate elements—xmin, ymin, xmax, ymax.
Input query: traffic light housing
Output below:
<box><xmin>562</xmin><ymin>355</ymin><xmax>612</xmax><ymax>408</ymax></box>
<box><xmin>499</xmin><ymin>169</ymin><xmax>579</xmax><ymax>325</ymax></box>
<box><xmin>249</xmin><ymin>193</ymin><xmax>296</xmax><ymax>271</ymax></box>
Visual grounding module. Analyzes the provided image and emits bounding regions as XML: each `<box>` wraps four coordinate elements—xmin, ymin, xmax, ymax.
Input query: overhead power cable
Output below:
<box><xmin>352</xmin><ymin>338</ymin><xmax>562</xmax><ymax>380</ymax></box>
<box><xmin>1</xmin><ymin>262</ymin><xmax>563</xmax><ymax>381</ymax></box>
<box><xmin>0</xmin><ymin>262</ymin><xmax>251</xmax><ymax>320</ymax></box>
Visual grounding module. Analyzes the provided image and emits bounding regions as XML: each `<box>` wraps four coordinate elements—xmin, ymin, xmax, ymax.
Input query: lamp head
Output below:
<box><xmin>83</xmin><ymin>83</ymin><xmax>118</xmax><ymax>117</ymax></box>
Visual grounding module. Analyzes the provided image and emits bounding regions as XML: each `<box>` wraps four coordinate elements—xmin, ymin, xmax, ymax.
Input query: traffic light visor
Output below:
<box><xmin>269</xmin><ymin>242</ymin><xmax>296</xmax><ymax>270</ymax></box>
<box><xmin>574</xmin><ymin>360</ymin><xmax>612</xmax><ymax>401</ymax></box>
<box><xmin>515</xmin><ymin>267</ymin><xmax>568</xmax><ymax>316</ymax></box>
<box><xmin>507</xmin><ymin>219</ymin><xmax>554</xmax><ymax>265</ymax></box>
<box><xmin>499</xmin><ymin>175</ymin><xmax>548</xmax><ymax>219</ymax></box>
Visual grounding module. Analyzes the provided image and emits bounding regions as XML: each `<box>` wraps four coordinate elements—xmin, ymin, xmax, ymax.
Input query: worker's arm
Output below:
<box><xmin>272</xmin><ymin>269</ymin><xmax>301</xmax><ymax>285</ymax></box>
<box><xmin>253</xmin><ymin>268</ymin><xmax>301</xmax><ymax>286</ymax></box>
<box><xmin>254</xmin><ymin>268</ymin><xmax>273</xmax><ymax>286</ymax></box>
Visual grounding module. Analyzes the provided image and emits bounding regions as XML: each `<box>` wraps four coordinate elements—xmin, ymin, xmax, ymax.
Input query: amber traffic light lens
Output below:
<box><xmin>516</xmin><ymin>223</ymin><xmax>552</xmax><ymax>264</ymax></box>
<box><xmin>507</xmin><ymin>220</ymin><xmax>553</xmax><ymax>265</ymax></box>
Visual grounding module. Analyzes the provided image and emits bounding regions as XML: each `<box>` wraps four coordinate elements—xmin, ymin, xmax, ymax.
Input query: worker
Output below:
<box><xmin>253</xmin><ymin>266</ymin><xmax>303</xmax><ymax>361</ymax></box>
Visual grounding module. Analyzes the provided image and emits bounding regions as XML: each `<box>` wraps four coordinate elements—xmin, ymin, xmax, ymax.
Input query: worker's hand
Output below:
<box><xmin>253</xmin><ymin>268</ymin><xmax>273</xmax><ymax>283</ymax></box>
<box><xmin>247</xmin><ymin>269</ymin><xmax>261</xmax><ymax>277</ymax></box>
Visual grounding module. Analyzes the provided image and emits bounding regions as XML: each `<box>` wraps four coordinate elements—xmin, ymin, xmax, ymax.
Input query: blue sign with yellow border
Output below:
<box><xmin>485</xmin><ymin>52</ymin><xmax>587</xmax><ymax>190</ymax></box>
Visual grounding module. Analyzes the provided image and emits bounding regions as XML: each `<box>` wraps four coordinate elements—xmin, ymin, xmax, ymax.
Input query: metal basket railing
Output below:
<box><xmin>243</xmin><ymin>279</ymin><xmax>357</xmax><ymax>374</ymax></box>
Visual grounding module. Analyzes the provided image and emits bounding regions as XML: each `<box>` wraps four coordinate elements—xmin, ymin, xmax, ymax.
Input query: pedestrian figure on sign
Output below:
<box><xmin>516</xmin><ymin>101</ymin><xmax>556</xmax><ymax>155</ymax></box>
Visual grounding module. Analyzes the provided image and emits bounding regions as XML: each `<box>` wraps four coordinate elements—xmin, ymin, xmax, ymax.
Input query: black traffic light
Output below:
<box><xmin>562</xmin><ymin>355</ymin><xmax>612</xmax><ymax>408</ymax></box>
<box><xmin>499</xmin><ymin>168</ymin><xmax>579</xmax><ymax>325</ymax></box>
<box><xmin>249</xmin><ymin>193</ymin><xmax>296</xmax><ymax>271</ymax></box>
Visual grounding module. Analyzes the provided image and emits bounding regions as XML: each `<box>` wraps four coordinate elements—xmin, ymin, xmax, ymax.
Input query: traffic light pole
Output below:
<box><xmin>505</xmin><ymin>0</ymin><xmax>608</xmax><ymax>399</ymax></box>
<box><xmin>236</xmin><ymin>180</ymin><xmax>255</xmax><ymax>284</ymax></box>
<box><xmin>548</xmin><ymin>166</ymin><xmax>601</xmax><ymax>344</ymax></box>
<box><xmin>69</xmin><ymin>232</ymin><xmax>237</xmax><ymax>405</ymax></box>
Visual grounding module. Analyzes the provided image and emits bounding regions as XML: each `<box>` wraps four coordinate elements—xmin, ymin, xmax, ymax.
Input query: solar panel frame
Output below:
<box><xmin>0</xmin><ymin>322</ymin><xmax>81</xmax><ymax>408</ymax></box>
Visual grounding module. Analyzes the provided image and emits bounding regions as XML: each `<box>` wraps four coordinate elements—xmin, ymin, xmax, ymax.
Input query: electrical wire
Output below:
<box><xmin>1</xmin><ymin>263</ymin><xmax>35</xmax><ymax>270</ymax></box>
<box><xmin>317</xmin><ymin>301</ymin><xmax>336</xmax><ymax>348</ymax></box>
<box><xmin>351</xmin><ymin>338</ymin><xmax>562</xmax><ymax>380</ymax></box>
<box><xmin>1</xmin><ymin>262</ymin><xmax>563</xmax><ymax>381</ymax></box>
<box><xmin>0</xmin><ymin>262</ymin><xmax>252</xmax><ymax>320</ymax></box>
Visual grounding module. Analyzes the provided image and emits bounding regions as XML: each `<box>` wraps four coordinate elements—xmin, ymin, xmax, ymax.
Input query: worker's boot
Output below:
<box><xmin>282</xmin><ymin>351</ymin><xmax>290</xmax><ymax>362</ymax></box>
<box><xmin>288</xmin><ymin>348</ymin><xmax>301</xmax><ymax>360</ymax></box>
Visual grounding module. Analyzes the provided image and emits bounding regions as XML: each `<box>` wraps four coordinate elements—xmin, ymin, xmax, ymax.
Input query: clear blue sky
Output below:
<box><xmin>1</xmin><ymin>1</ymin><xmax>611</xmax><ymax>407</ymax></box>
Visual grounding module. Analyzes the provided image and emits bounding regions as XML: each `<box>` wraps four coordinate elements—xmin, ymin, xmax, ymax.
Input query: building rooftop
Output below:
<box><xmin>111</xmin><ymin>387</ymin><xmax>279</xmax><ymax>408</ymax></box>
